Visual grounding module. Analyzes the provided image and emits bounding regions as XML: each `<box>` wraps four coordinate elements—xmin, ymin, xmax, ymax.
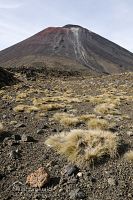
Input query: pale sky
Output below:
<box><xmin>0</xmin><ymin>0</ymin><xmax>133</xmax><ymax>52</ymax></box>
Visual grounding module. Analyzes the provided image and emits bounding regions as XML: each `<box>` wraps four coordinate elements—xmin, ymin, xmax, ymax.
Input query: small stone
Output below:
<box><xmin>26</xmin><ymin>167</ymin><xmax>50</xmax><ymax>188</ymax></box>
<box><xmin>59</xmin><ymin>188</ymin><xmax>64</xmax><ymax>193</ymax></box>
<box><xmin>52</xmin><ymin>128</ymin><xmax>57</xmax><ymax>132</ymax></box>
<box><xmin>86</xmin><ymin>172</ymin><xmax>91</xmax><ymax>176</ymax></box>
<box><xmin>108</xmin><ymin>177</ymin><xmax>117</xmax><ymax>186</ymax></box>
<box><xmin>10</xmin><ymin>121</ymin><xmax>18</xmax><ymax>125</ymax></box>
<box><xmin>15</xmin><ymin>123</ymin><xmax>26</xmax><ymax>128</ymax></box>
<box><xmin>2</xmin><ymin>114</ymin><xmax>7</xmax><ymax>119</ymax></box>
<box><xmin>9</xmin><ymin>150</ymin><xmax>20</xmax><ymax>159</ymax></box>
<box><xmin>21</xmin><ymin>134</ymin><xmax>34</xmax><ymax>142</ymax></box>
<box><xmin>127</xmin><ymin>131</ymin><xmax>133</xmax><ymax>136</ymax></box>
<box><xmin>37</xmin><ymin>129</ymin><xmax>44</xmax><ymax>134</ymax></box>
<box><xmin>42</xmin><ymin>124</ymin><xmax>49</xmax><ymax>129</ymax></box>
<box><xmin>7</xmin><ymin>165</ymin><xmax>16</xmax><ymax>172</ymax></box>
<box><xmin>69</xmin><ymin>189</ymin><xmax>86</xmax><ymax>199</ymax></box>
<box><xmin>46</xmin><ymin>160</ymin><xmax>57</xmax><ymax>167</ymax></box>
<box><xmin>91</xmin><ymin>177</ymin><xmax>97</xmax><ymax>183</ymax></box>
<box><xmin>12</xmin><ymin>134</ymin><xmax>21</xmax><ymax>140</ymax></box>
<box><xmin>64</xmin><ymin>165</ymin><xmax>79</xmax><ymax>176</ymax></box>
<box><xmin>0</xmin><ymin>172</ymin><xmax>5</xmax><ymax>180</ymax></box>
<box><xmin>77</xmin><ymin>172</ymin><xmax>83</xmax><ymax>178</ymax></box>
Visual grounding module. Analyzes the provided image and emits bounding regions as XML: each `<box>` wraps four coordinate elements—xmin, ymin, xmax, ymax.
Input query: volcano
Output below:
<box><xmin>0</xmin><ymin>24</ymin><xmax>133</xmax><ymax>74</ymax></box>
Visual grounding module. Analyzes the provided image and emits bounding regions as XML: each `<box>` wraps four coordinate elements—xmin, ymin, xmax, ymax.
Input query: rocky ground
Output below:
<box><xmin>0</xmin><ymin>70</ymin><xmax>133</xmax><ymax>200</ymax></box>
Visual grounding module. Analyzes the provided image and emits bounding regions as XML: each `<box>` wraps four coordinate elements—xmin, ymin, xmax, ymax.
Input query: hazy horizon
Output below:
<box><xmin>0</xmin><ymin>0</ymin><xmax>133</xmax><ymax>52</ymax></box>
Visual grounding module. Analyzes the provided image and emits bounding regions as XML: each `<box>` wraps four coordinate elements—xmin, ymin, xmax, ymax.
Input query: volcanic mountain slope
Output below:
<box><xmin>0</xmin><ymin>67</ymin><xmax>17</xmax><ymax>88</ymax></box>
<box><xmin>0</xmin><ymin>24</ymin><xmax>133</xmax><ymax>74</ymax></box>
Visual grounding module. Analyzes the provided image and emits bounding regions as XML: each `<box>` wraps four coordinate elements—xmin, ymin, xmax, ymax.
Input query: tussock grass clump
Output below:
<box><xmin>13</xmin><ymin>105</ymin><xmax>39</xmax><ymax>113</ymax></box>
<box><xmin>124</xmin><ymin>150</ymin><xmax>133</xmax><ymax>162</ymax></box>
<box><xmin>0</xmin><ymin>122</ymin><xmax>4</xmax><ymax>132</ymax></box>
<box><xmin>32</xmin><ymin>96</ymin><xmax>82</xmax><ymax>105</ymax></box>
<box><xmin>94</xmin><ymin>103</ymin><xmax>120</xmax><ymax>115</ymax></box>
<box><xmin>16</xmin><ymin>92</ymin><xmax>28</xmax><ymax>101</ymax></box>
<box><xmin>84</xmin><ymin>94</ymin><xmax>121</xmax><ymax>105</ymax></box>
<box><xmin>87</xmin><ymin>118</ymin><xmax>110</xmax><ymax>130</ymax></box>
<box><xmin>38</xmin><ymin>103</ymin><xmax>65</xmax><ymax>111</ymax></box>
<box><xmin>13</xmin><ymin>103</ymin><xmax>65</xmax><ymax>113</ymax></box>
<box><xmin>2</xmin><ymin>95</ymin><xmax>12</xmax><ymax>101</ymax></box>
<box><xmin>45</xmin><ymin>129</ymin><xmax>119</xmax><ymax>165</ymax></box>
<box><xmin>53</xmin><ymin>112</ymin><xmax>80</xmax><ymax>126</ymax></box>
<box><xmin>79</xmin><ymin>114</ymin><xmax>96</xmax><ymax>122</ymax></box>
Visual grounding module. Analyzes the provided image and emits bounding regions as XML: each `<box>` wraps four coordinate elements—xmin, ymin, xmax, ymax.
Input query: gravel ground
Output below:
<box><xmin>0</xmin><ymin>71</ymin><xmax>133</xmax><ymax>200</ymax></box>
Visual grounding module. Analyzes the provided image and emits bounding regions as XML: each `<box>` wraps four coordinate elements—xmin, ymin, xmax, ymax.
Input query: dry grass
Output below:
<box><xmin>13</xmin><ymin>105</ymin><xmax>39</xmax><ymax>113</ymax></box>
<box><xmin>32</xmin><ymin>96</ymin><xmax>82</xmax><ymax>105</ymax></box>
<box><xmin>94</xmin><ymin>103</ymin><xmax>120</xmax><ymax>115</ymax></box>
<box><xmin>124</xmin><ymin>150</ymin><xmax>133</xmax><ymax>162</ymax></box>
<box><xmin>13</xmin><ymin>103</ymin><xmax>65</xmax><ymax>113</ymax></box>
<box><xmin>2</xmin><ymin>95</ymin><xmax>12</xmax><ymax>101</ymax></box>
<box><xmin>87</xmin><ymin>118</ymin><xmax>110</xmax><ymax>130</ymax></box>
<box><xmin>45</xmin><ymin>129</ymin><xmax>119</xmax><ymax>165</ymax></box>
<box><xmin>53</xmin><ymin>112</ymin><xmax>81</xmax><ymax>126</ymax></box>
<box><xmin>38</xmin><ymin>103</ymin><xmax>65</xmax><ymax>111</ymax></box>
<box><xmin>83</xmin><ymin>94</ymin><xmax>121</xmax><ymax>105</ymax></box>
<box><xmin>79</xmin><ymin>114</ymin><xmax>96</xmax><ymax>122</ymax></box>
<box><xmin>16</xmin><ymin>92</ymin><xmax>28</xmax><ymax>101</ymax></box>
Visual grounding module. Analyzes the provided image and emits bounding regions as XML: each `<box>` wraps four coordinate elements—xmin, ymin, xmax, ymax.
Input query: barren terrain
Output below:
<box><xmin>0</xmin><ymin>70</ymin><xmax>133</xmax><ymax>200</ymax></box>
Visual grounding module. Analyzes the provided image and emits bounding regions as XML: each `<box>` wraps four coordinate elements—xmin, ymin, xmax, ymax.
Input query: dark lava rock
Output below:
<box><xmin>41</xmin><ymin>124</ymin><xmax>49</xmax><ymax>129</ymax></box>
<box><xmin>52</xmin><ymin>128</ymin><xmax>57</xmax><ymax>132</ymax></box>
<box><xmin>36</xmin><ymin>129</ymin><xmax>44</xmax><ymax>134</ymax></box>
<box><xmin>69</xmin><ymin>189</ymin><xmax>86</xmax><ymax>199</ymax></box>
<box><xmin>9</xmin><ymin>149</ymin><xmax>21</xmax><ymax>159</ymax></box>
<box><xmin>21</xmin><ymin>134</ymin><xmax>34</xmax><ymax>142</ymax></box>
<box><xmin>0</xmin><ymin>172</ymin><xmax>5</xmax><ymax>180</ymax></box>
<box><xmin>0</xmin><ymin>132</ymin><xmax>12</xmax><ymax>142</ymax></box>
<box><xmin>12</xmin><ymin>134</ymin><xmax>21</xmax><ymax>140</ymax></box>
<box><xmin>91</xmin><ymin>177</ymin><xmax>97</xmax><ymax>183</ymax></box>
<box><xmin>0</xmin><ymin>67</ymin><xmax>18</xmax><ymax>88</ymax></box>
<box><xmin>65</xmin><ymin>165</ymin><xmax>79</xmax><ymax>176</ymax></box>
<box><xmin>14</xmin><ymin>123</ymin><xmax>26</xmax><ymax>128</ymax></box>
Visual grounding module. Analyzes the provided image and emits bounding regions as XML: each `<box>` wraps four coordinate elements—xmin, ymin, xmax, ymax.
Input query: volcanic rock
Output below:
<box><xmin>0</xmin><ymin>67</ymin><xmax>18</xmax><ymax>88</ymax></box>
<box><xmin>26</xmin><ymin>167</ymin><xmax>50</xmax><ymax>188</ymax></box>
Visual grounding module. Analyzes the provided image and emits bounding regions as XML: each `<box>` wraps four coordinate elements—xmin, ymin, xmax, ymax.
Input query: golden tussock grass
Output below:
<box><xmin>87</xmin><ymin>118</ymin><xmax>110</xmax><ymax>130</ymax></box>
<box><xmin>83</xmin><ymin>94</ymin><xmax>121</xmax><ymax>105</ymax></box>
<box><xmin>13</xmin><ymin>103</ymin><xmax>65</xmax><ymax>113</ymax></box>
<box><xmin>16</xmin><ymin>92</ymin><xmax>28</xmax><ymax>101</ymax></box>
<box><xmin>94</xmin><ymin>103</ymin><xmax>120</xmax><ymax>115</ymax></box>
<box><xmin>32</xmin><ymin>96</ymin><xmax>82</xmax><ymax>105</ymax></box>
<box><xmin>0</xmin><ymin>90</ymin><xmax>5</xmax><ymax>95</ymax></box>
<box><xmin>2</xmin><ymin>95</ymin><xmax>13</xmax><ymax>101</ymax></box>
<box><xmin>13</xmin><ymin>105</ymin><xmax>39</xmax><ymax>113</ymax></box>
<box><xmin>38</xmin><ymin>103</ymin><xmax>65</xmax><ymax>111</ymax></box>
<box><xmin>45</xmin><ymin>129</ymin><xmax>119</xmax><ymax>165</ymax></box>
<box><xmin>53</xmin><ymin>112</ymin><xmax>81</xmax><ymax>126</ymax></box>
<box><xmin>124</xmin><ymin>150</ymin><xmax>133</xmax><ymax>162</ymax></box>
<box><xmin>79</xmin><ymin>114</ymin><xmax>96</xmax><ymax>122</ymax></box>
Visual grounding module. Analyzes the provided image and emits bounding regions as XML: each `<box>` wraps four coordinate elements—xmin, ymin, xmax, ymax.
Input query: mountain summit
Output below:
<box><xmin>0</xmin><ymin>24</ymin><xmax>133</xmax><ymax>74</ymax></box>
